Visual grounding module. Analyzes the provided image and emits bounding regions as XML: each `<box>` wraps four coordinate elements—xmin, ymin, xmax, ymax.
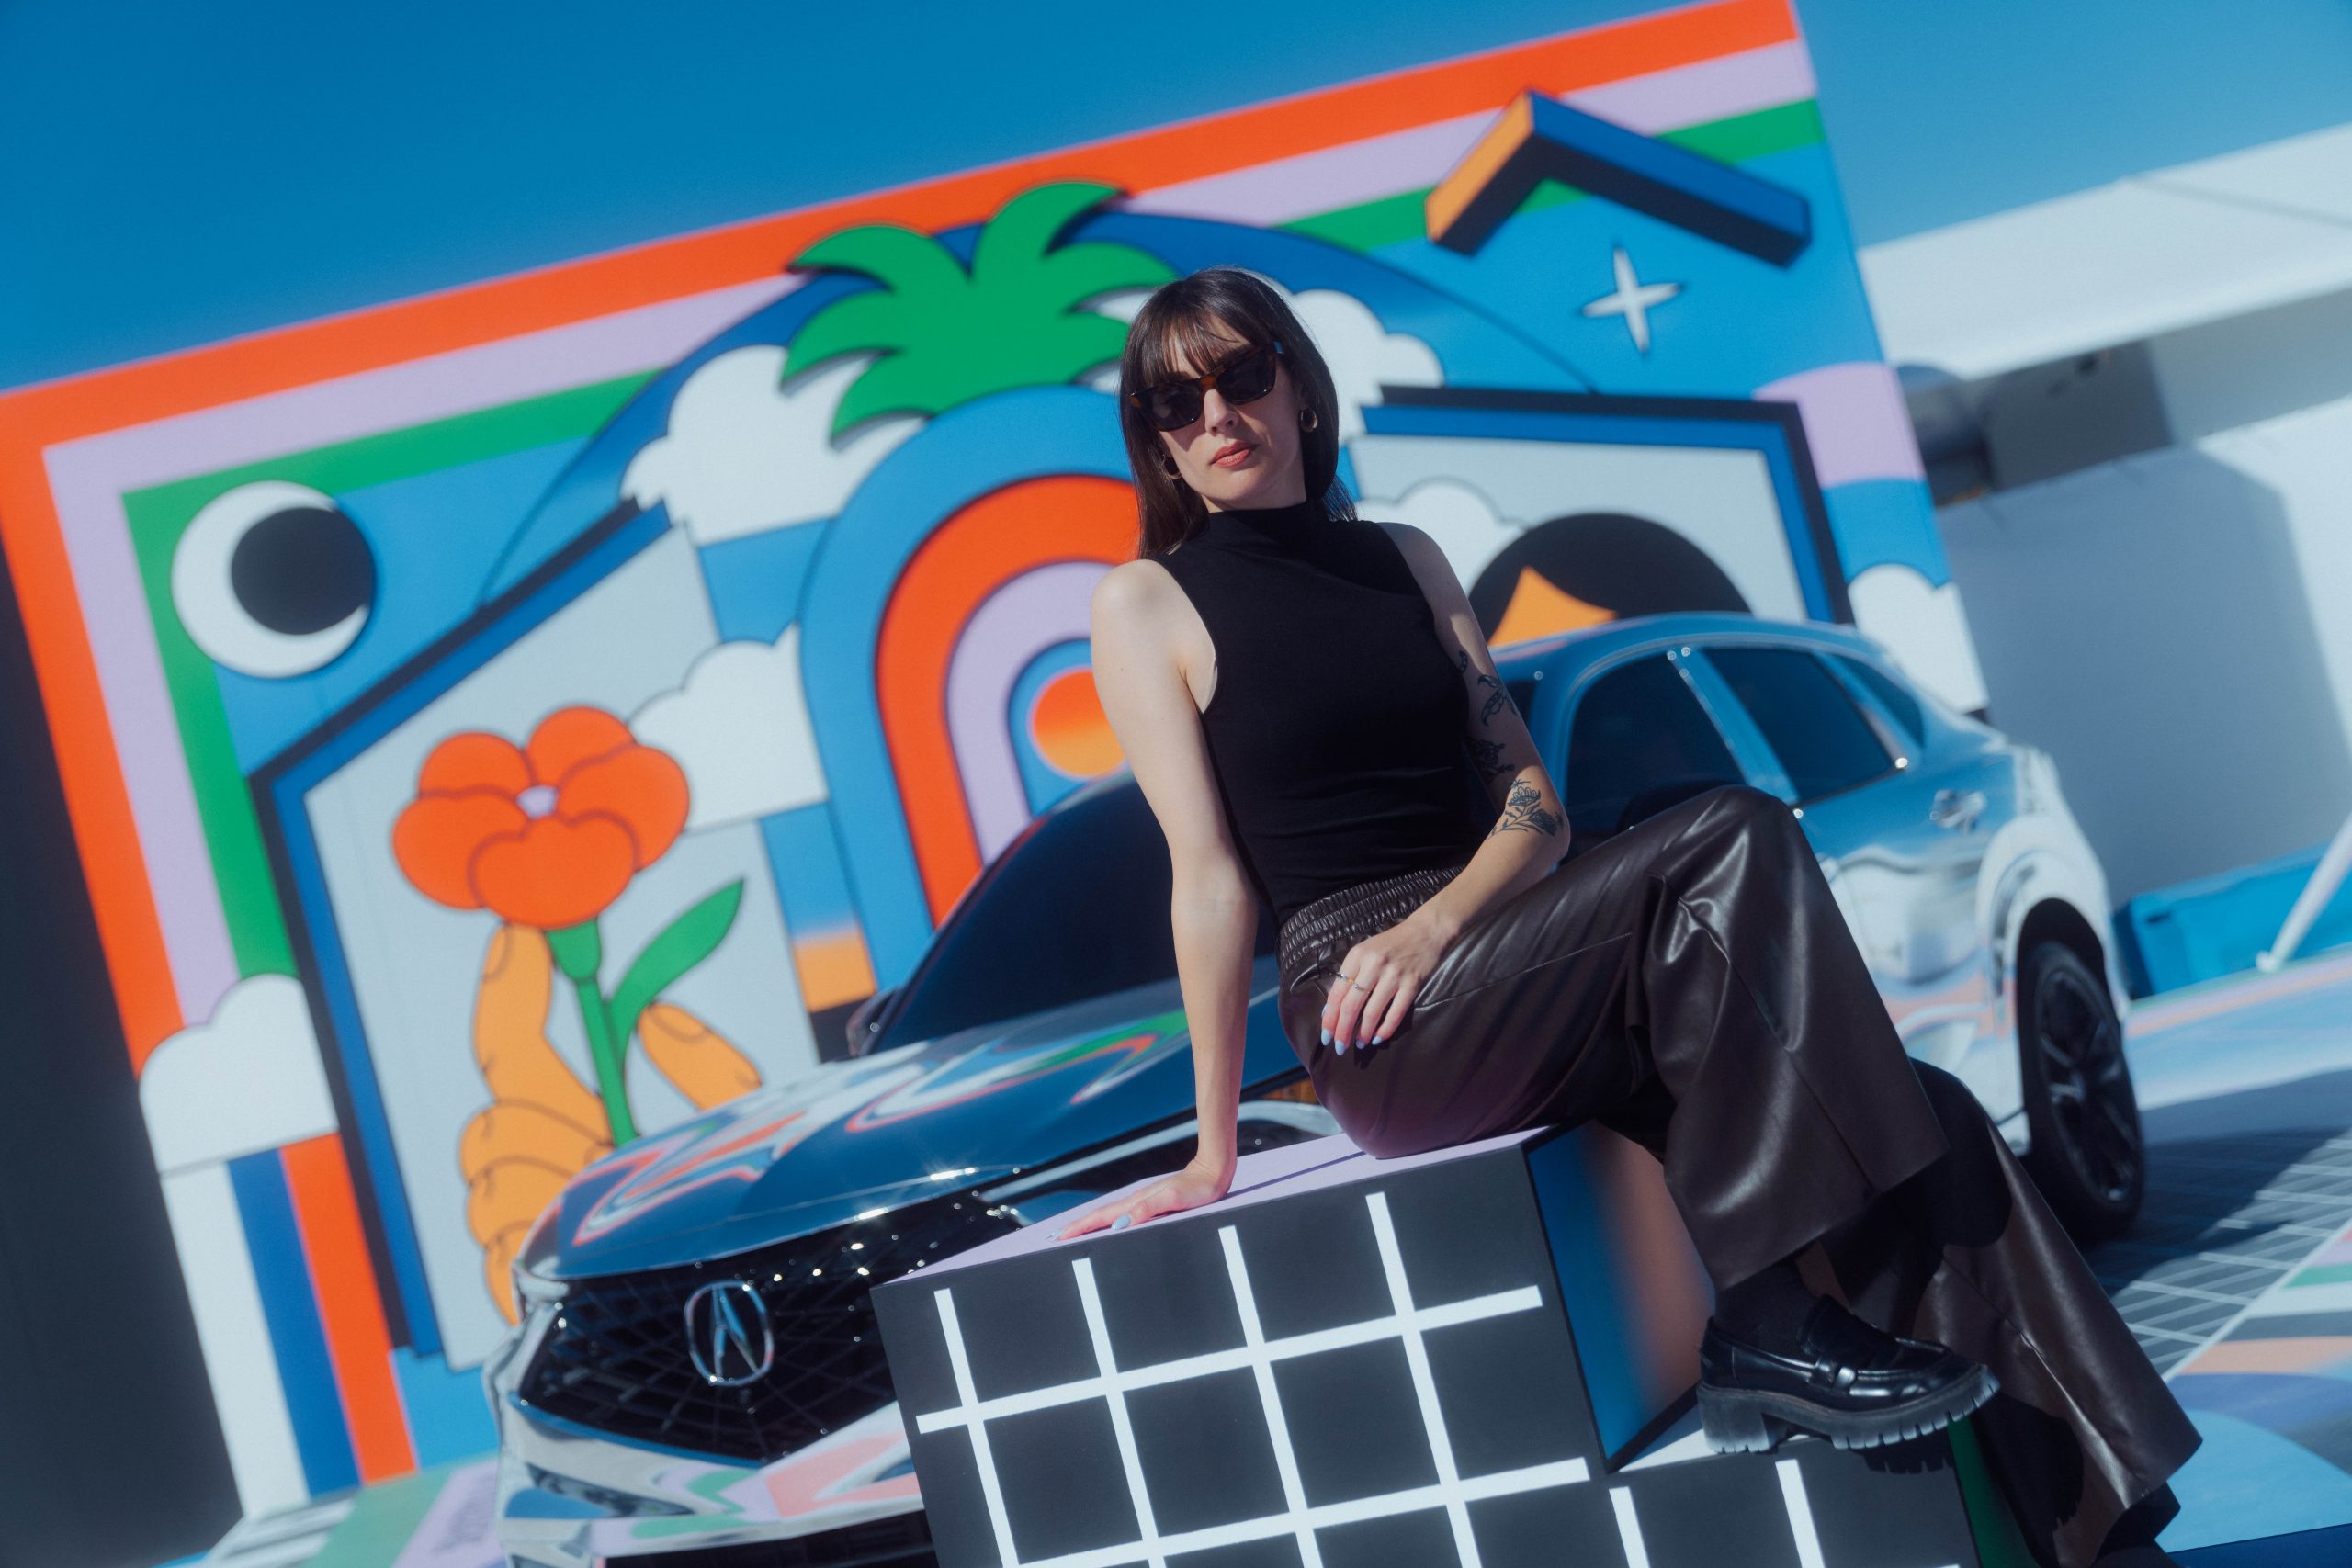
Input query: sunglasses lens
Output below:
<box><xmin>1224</xmin><ymin>346</ymin><xmax>1277</xmax><ymax>403</ymax></box>
<box><xmin>1145</xmin><ymin>386</ymin><xmax>1202</xmax><ymax>431</ymax></box>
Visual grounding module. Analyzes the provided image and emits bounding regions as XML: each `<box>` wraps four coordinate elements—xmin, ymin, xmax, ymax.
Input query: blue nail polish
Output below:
<box><xmin>1320</xmin><ymin>1027</ymin><xmax>1331</xmax><ymax>1046</ymax></box>
<box><xmin>1111</xmin><ymin>1213</ymin><xmax>1133</xmax><ymax>1231</ymax></box>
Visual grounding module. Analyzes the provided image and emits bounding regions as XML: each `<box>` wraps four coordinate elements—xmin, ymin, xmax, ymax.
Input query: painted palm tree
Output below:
<box><xmin>783</xmin><ymin>181</ymin><xmax>1174</xmax><ymax>437</ymax></box>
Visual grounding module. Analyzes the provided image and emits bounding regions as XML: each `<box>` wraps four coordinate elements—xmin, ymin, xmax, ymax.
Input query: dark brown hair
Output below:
<box><xmin>1115</xmin><ymin>266</ymin><xmax>1357</xmax><ymax>557</ymax></box>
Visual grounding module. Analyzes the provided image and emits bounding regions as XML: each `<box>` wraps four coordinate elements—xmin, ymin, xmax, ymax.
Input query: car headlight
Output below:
<box><xmin>510</xmin><ymin>1201</ymin><xmax>571</xmax><ymax>1305</ymax></box>
<box><xmin>2017</xmin><ymin>746</ymin><xmax>2064</xmax><ymax>818</ymax></box>
<box><xmin>514</xmin><ymin>1263</ymin><xmax>571</xmax><ymax>1307</ymax></box>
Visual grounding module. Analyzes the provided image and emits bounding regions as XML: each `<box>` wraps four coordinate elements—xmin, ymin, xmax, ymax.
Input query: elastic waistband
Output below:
<box><xmin>1278</xmin><ymin>860</ymin><xmax>1471</xmax><ymax>977</ymax></box>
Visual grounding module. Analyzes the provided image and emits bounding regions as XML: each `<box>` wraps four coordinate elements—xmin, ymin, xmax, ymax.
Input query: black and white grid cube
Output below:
<box><xmin>874</xmin><ymin>1128</ymin><xmax>1990</xmax><ymax>1568</ymax></box>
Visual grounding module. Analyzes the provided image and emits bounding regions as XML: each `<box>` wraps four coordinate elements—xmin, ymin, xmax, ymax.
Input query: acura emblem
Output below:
<box><xmin>684</xmin><ymin>1280</ymin><xmax>775</xmax><ymax>1387</ymax></box>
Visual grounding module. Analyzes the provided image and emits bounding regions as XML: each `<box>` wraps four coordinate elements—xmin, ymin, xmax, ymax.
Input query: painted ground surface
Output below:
<box><xmin>2095</xmin><ymin>947</ymin><xmax>2352</xmax><ymax>1551</ymax></box>
<box><xmin>182</xmin><ymin>947</ymin><xmax>2352</xmax><ymax>1568</ymax></box>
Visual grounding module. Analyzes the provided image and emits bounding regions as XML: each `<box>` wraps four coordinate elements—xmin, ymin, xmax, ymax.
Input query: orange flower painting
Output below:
<box><xmin>393</xmin><ymin>706</ymin><xmax>689</xmax><ymax>931</ymax></box>
<box><xmin>392</xmin><ymin>705</ymin><xmax>744</xmax><ymax>1151</ymax></box>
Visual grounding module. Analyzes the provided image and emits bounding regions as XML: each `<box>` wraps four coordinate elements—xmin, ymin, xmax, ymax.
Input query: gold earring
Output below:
<box><xmin>1299</xmin><ymin>406</ymin><xmax>1320</xmax><ymax>432</ymax></box>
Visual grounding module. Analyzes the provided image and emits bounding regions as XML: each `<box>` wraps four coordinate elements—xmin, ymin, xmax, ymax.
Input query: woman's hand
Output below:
<box><xmin>1322</xmin><ymin>908</ymin><xmax>1455</xmax><ymax>1053</ymax></box>
<box><xmin>1054</xmin><ymin>1156</ymin><xmax>1235</xmax><ymax>1240</ymax></box>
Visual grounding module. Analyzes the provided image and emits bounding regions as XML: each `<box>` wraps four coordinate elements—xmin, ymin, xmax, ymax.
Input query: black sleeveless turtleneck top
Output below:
<box><xmin>1148</xmin><ymin>494</ymin><xmax>1497</xmax><ymax>930</ymax></box>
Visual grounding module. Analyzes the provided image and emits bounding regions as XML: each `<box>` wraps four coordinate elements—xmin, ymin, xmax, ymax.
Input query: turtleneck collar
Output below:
<box><xmin>1197</xmin><ymin>493</ymin><xmax>1328</xmax><ymax>546</ymax></box>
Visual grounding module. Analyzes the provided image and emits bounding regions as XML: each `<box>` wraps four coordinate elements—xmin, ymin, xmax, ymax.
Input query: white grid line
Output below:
<box><xmin>932</xmin><ymin>1289</ymin><xmax>1020</xmax><ymax>1568</ymax></box>
<box><xmin>1365</xmin><ymin>1190</ymin><xmax>1481</xmax><ymax>1565</ymax></box>
<box><xmin>914</xmin><ymin>1289</ymin><xmax>1550</xmax><ymax>1431</ymax></box>
<box><xmin>1775</xmin><ymin>1458</ymin><xmax>1957</xmax><ymax>1568</ymax></box>
<box><xmin>915</xmin><ymin>1190</ymin><xmax>1593</xmax><ymax>1568</ymax></box>
<box><xmin>1220</xmin><ymin>1225</ymin><xmax>1324</xmax><ymax>1568</ymax></box>
<box><xmin>1777</xmin><ymin>1460</ymin><xmax>1828</xmax><ymax>1568</ymax></box>
<box><xmin>1611</xmin><ymin>1487</ymin><xmax>1654</xmax><ymax>1568</ymax></box>
<box><xmin>1070</xmin><ymin>1258</ymin><xmax>1163</xmax><ymax>1563</ymax></box>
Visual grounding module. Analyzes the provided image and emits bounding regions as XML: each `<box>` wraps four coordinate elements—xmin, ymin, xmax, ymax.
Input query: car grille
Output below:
<box><xmin>518</xmin><ymin>1190</ymin><xmax>1017</xmax><ymax>1463</ymax></box>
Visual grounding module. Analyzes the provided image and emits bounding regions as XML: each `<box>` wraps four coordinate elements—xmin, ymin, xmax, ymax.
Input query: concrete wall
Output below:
<box><xmin>1939</xmin><ymin>396</ymin><xmax>2352</xmax><ymax>905</ymax></box>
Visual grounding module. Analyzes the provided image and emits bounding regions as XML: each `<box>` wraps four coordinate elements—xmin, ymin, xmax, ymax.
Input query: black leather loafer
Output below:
<box><xmin>1697</xmin><ymin>1295</ymin><xmax>1998</xmax><ymax>1453</ymax></box>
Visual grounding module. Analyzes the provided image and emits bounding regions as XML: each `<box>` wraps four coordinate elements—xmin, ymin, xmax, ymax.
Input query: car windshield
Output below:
<box><xmin>876</xmin><ymin>778</ymin><xmax>1277</xmax><ymax>1050</ymax></box>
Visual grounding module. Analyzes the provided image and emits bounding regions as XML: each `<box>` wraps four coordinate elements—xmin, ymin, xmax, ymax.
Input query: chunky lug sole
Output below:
<box><xmin>1698</xmin><ymin>1363</ymin><xmax>1999</xmax><ymax>1454</ymax></box>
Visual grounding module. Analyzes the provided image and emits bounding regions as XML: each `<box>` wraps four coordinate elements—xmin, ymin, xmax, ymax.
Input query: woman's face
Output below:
<box><xmin>1150</xmin><ymin>318</ymin><xmax>1308</xmax><ymax>512</ymax></box>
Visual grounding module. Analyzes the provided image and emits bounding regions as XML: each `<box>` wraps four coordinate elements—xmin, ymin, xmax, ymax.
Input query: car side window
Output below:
<box><xmin>1829</xmin><ymin>652</ymin><xmax>1926</xmax><ymax>748</ymax></box>
<box><xmin>1708</xmin><ymin>646</ymin><xmax>1894</xmax><ymax>804</ymax></box>
<box><xmin>1560</xmin><ymin>656</ymin><xmax>1744</xmax><ymax>840</ymax></box>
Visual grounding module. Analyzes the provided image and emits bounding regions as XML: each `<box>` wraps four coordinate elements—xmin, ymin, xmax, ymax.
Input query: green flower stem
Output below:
<box><xmin>547</xmin><ymin>919</ymin><xmax>638</xmax><ymax>1146</ymax></box>
<box><xmin>570</xmin><ymin>973</ymin><xmax>637</xmax><ymax>1146</ymax></box>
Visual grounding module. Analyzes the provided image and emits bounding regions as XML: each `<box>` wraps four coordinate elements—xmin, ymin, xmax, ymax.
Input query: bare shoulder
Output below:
<box><xmin>1100</xmin><ymin>556</ymin><xmax>1191</xmax><ymax>636</ymax></box>
<box><xmin>1093</xmin><ymin>556</ymin><xmax>1170</xmax><ymax>611</ymax></box>
<box><xmin>1371</xmin><ymin>519</ymin><xmax>1469</xmax><ymax>604</ymax></box>
<box><xmin>1086</xmin><ymin>557</ymin><xmax>1194</xmax><ymax>658</ymax></box>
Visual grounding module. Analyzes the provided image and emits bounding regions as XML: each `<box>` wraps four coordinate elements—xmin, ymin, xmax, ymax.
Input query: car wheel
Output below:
<box><xmin>2017</xmin><ymin>939</ymin><xmax>2144</xmax><ymax>1244</ymax></box>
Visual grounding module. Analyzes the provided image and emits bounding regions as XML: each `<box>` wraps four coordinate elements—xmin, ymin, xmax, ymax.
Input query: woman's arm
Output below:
<box><xmin>1320</xmin><ymin>523</ymin><xmax>1572</xmax><ymax>1051</ymax></box>
<box><xmin>1057</xmin><ymin>559</ymin><xmax>1256</xmax><ymax>1236</ymax></box>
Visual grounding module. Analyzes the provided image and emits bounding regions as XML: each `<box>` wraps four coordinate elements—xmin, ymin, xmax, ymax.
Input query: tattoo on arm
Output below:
<box><xmin>1456</xmin><ymin>650</ymin><xmax>1511</xmax><ymax>726</ymax></box>
<box><xmin>1491</xmin><ymin>778</ymin><xmax>1562</xmax><ymax>839</ymax></box>
<box><xmin>1469</xmin><ymin>736</ymin><xmax>1514</xmax><ymax>782</ymax></box>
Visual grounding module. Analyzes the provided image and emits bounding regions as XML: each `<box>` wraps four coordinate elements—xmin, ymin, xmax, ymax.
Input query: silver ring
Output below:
<box><xmin>1351</xmin><ymin>977</ymin><xmax>1372</xmax><ymax>989</ymax></box>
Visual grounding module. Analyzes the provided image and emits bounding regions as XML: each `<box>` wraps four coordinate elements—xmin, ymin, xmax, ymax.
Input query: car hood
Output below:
<box><xmin>528</xmin><ymin>967</ymin><xmax>1293</xmax><ymax>1279</ymax></box>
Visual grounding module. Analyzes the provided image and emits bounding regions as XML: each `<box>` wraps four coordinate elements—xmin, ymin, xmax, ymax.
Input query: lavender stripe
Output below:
<box><xmin>1124</xmin><ymin>42</ymin><xmax>1814</xmax><ymax>230</ymax></box>
<box><xmin>1752</xmin><ymin>361</ymin><xmax>1923</xmax><ymax>489</ymax></box>
<box><xmin>41</xmin><ymin>276</ymin><xmax>792</xmax><ymax>1027</ymax></box>
<box><xmin>43</xmin><ymin>443</ymin><xmax>243</xmax><ymax>1023</ymax></box>
<box><xmin>944</xmin><ymin>561</ymin><xmax>1110</xmax><ymax>862</ymax></box>
<box><xmin>1566</xmin><ymin>40</ymin><xmax>1815</xmax><ymax>136</ymax></box>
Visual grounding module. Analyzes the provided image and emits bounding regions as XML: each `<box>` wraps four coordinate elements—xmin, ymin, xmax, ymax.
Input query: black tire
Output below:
<box><xmin>2017</xmin><ymin>939</ymin><xmax>2144</xmax><ymax>1244</ymax></box>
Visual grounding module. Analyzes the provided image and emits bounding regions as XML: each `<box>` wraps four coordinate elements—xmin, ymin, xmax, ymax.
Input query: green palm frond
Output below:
<box><xmin>783</xmin><ymin>180</ymin><xmax>1173</xmax><ymax>436</ymax></box>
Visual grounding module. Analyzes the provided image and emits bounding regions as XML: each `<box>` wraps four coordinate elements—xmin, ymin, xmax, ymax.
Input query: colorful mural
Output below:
<box><xmin>0</xmin><ymin>0</ymin><xmax>1977</xmax><ymax>1517</ymax></box>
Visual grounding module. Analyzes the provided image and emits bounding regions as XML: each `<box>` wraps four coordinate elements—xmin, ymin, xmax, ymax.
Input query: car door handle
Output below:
<box><xmin>1928</xmin><ymin>788</ymin><xmax>1986</xmax><ymax>832</ymax></box>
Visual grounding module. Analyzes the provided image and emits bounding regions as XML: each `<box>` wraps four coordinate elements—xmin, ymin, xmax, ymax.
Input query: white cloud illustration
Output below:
<box><xmin>1083</xmin><ymin>287</ymin><xmax>1152</xmax><ymax>327</ymax></box>
<box><xmin>1847</xmin><ymin>564</ymin><xmax>1991</xmax><ymax>715</ymax></box>
<box><xmin>622</xmin><ymin>346</ymin><xmax>922</xmax><ymax>545</ymax></box>
<box><xmin>1279</xmin><ymin>284</ymin><xmax>1445</xmax><ymax>444</ymax></box>
<box><xmin>631</xmin><ymin>626</ymin><xmax>828</xmax><ymax>831</ymax></box>
<box><xmin>1374</xmin><ymin>479</ymin><xmax>1523</xmax><ymax>596</ymax></box>
<box><xmin>141</xmin><ymin>976</ymin><xmax>337</xmax><ymax>1174</ymax></box>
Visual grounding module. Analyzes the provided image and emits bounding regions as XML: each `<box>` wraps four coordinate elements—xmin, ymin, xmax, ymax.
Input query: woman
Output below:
<box><xmin>1057</xmin><ymin>266</ymin><xmax>2199</xmax><ymax>1568</ymax></box>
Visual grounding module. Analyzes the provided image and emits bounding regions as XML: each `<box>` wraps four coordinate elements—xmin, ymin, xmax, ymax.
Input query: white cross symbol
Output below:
<box><xmin>1580</xmin><ymin>245</ymin><xmax>1681</xmax><ymax>354</ymax></box>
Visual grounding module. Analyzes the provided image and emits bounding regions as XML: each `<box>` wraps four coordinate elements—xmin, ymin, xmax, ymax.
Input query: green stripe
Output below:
<box><xmin>126</xmin><ymin>374</ymin><xmax>652</xmax><ymax>523</ymax></box>
<box><xmin>1950</xmin><ymin>1414</ymin><xmax>2042</xmax><ymax>1568</ymax></box>
<box><xmin>2289</xmin><ymin>1262</ymin><xmax>2352</xmax><ymax>1287</ymax></box>
<box><xmin>1279</xmin><ymin>98</ymin><xmax>1824</xmax><ymax>252</ymax></box>
<box><xmin>119</xmin><ymin>372</ymin><xmax>653</xmax><ymax>980</ymax></box>
<box><xmin>302</xmin><ymin>1458</ymin><xmax>481</xmax><ymax>1568</ymax></box>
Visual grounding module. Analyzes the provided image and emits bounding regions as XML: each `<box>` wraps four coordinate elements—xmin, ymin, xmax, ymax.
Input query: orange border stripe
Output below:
<box><xmin>877</xmin><ymin>477</ymin><xmax>1138</xmax><ymax>920</ymax></box>
<box><xmin>0</xmin><ymin>0</ymin><xmax>1791</xmax><ymax>1065</ymax></box>
<box><xmin>0</xmin><ymin>462</ymin><xmax>182</xmax><ymax>1060</ymax></box>
<box><xmin>282</xmin><ymin>1134</ymin><xmax>416</xmax><ymax>1481</ymax></box>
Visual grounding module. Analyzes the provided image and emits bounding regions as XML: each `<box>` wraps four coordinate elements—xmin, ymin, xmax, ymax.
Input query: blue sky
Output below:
<box><xmin>3</xmin><ymin>0</ymin><xmax>2347</xmax><ymax>389</ymax></box>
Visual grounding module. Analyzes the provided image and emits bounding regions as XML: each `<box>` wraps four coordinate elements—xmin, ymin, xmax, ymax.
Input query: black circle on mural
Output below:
<box><xmin>227</xmin><ymin>503</ymin><xmax>378</xmax><ymax>637</ymax></box>
<box><xmin>1465</xmin><ymin>512</ymin><xmax>1747</xmax><ymax>633</ymax></box>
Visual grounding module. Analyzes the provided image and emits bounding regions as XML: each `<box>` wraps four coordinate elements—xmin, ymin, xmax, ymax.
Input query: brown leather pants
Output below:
<box><xmin>1274</xmin><ymin>783</ymin><xmax>2199</xmax><ymax>1568</ymax></box>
